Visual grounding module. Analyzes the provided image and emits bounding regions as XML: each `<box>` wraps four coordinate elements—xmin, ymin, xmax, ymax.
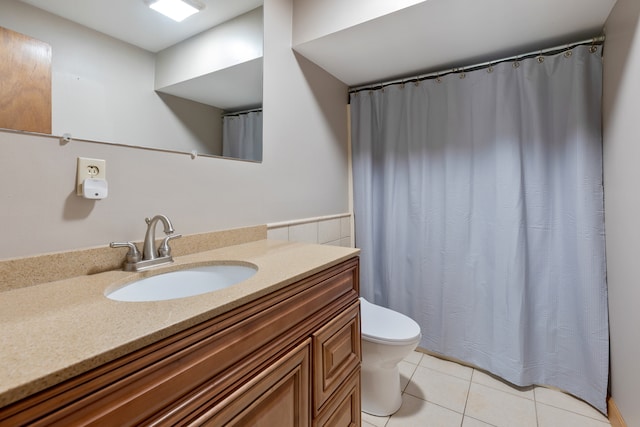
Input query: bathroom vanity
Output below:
<box><xmin>0</xmin><ymin>235</ymin><xmax>360</xmax><ymax>426</ymax></box>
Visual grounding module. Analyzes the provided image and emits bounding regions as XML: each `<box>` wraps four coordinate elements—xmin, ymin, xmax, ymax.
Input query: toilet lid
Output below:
<box><xmin>360</xmin><ymin>297</ymin><xmax>421</xmax><ymax>345</ymax></box>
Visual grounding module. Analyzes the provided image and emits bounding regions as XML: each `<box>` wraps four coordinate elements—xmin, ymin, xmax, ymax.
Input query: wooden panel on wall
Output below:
<box><xmin>0</xmin><ymin>26</ymin><xmax>52</xmax><ymax>134</ymax></box>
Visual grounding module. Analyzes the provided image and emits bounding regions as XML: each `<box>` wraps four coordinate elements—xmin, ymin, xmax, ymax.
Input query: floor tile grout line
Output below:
<box><xmin>464</xmin><ymin>414</ymin><xmax>500</xmax><ymax>427</ymax></box>
<box><xmin>534</xmin><ymin>401</ymin><xmax>611</xmax><ymax>425</ymax></box>
<box><xmin>400</xmin><ymin>391</ymin><xmax>469</xmax><ymax>422</ymax></box>
<box><xmin>460</xmin><ymin>368</ymin><xmax>474</xmax><ymax>426</ymax></box>
<box><xmin>533</xmin><ymin>387</ymin><xmax>610</xmax><ymax>425</ymax></box>
<box><xmin>402</xmin><ymin>356</ymin><xmax>420</xmax><ymax>393</ymax></box>
<box><xmin>534</xmin><ymin>386</ymin><xmax>540</xmax><ymax>427</ymax></box>
<box><xmin>381</xmin><ymin>357</ymin><xmax>422</xmax><ymax>427</ymax></box>
<box><xmin>396</xmin><ymin>368</ymin><xmax>475</xmax><ymax>425</ymax></box>
<box><xmin>533</xmin><ymin>388</ymin><xmax>610</xmax><ymax>422</ymax></box>
<box><xmin>470</xmin><ymin>370</ymin><xmax>536</xmax><ymax>399</ymax></box>
<box><xmin>416</xmin><ymin>363</ymin><xmax>474</xmax><ymax>383</ymax></box>
<box><xmin>469</xmin><ymin>378</ymin><xmax>535</xmax><ymax>402</ymax></box>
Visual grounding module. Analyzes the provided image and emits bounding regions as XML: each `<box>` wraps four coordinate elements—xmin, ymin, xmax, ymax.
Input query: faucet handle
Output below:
<box><xmin>158</xmin><ymin>234</ymin><xmax>182</xmax><ymax>257</ymax></box>
<box><xmin>110</xmin><ymin>241</ymin><xmax>142</xmax><ymax>263</ymax></box>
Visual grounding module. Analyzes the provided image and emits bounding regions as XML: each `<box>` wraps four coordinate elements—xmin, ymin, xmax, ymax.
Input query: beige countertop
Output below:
<box><xmin>0</xmin><ymin>239</ymin><xmax>359</xmax><ymax>408</ymax></box>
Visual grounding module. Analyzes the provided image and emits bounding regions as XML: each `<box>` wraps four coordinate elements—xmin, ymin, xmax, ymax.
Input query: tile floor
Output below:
<box><xmin>362</xmin><ymin>351</ymin><xmax>611</xmax><ymax>427</ymax></box>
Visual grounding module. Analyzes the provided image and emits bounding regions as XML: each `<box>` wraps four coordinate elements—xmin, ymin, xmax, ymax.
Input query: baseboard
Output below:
<box><xmin>608</xmin><ymin>397</ymin><xmax>627</xmax><ymax>427</ymax></box>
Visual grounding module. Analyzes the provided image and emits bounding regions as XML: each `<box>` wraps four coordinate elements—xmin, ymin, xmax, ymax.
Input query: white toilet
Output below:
<box><xmin>359</xmin><ymin>297</ymin><xmax>422</xmax><ymax>416</ymax></box>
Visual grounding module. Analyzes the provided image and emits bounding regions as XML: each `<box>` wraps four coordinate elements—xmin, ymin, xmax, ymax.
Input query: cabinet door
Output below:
<box><xmin>313</xmin><ymin>369</ymin><xmax>361</xmax><ymax>427</ymax></box>
<box><xmin>193</xmin><ymin>340</ymin><xmax>311</xmax><ymax>427</ymax></box>
<box><xmin>313</xmin><ymin>302</ymin><xmax>361</xmax><ymax>413</ymax></box>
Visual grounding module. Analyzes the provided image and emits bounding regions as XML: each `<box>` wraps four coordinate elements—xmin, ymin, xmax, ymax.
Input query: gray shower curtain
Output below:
<box><xmin>350</xmin><ymin>45</ymin><xmax>609</xmax><ymax>413</ymax></box>
<box><xmin>222</xmin><ymin>110</ymin><xmax>263</xmax><ymax>161</ymax></box>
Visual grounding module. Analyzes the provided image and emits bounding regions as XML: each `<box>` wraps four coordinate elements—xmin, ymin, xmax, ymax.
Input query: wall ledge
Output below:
<box><xmin>267</xmin><ymin>212</ymin><xmax>351</xmax><ymax>229</ymax></box>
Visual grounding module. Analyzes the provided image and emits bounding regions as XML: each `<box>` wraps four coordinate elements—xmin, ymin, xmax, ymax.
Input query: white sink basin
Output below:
<box><xmin>105</xmin><ymin>264</ymin><xmax>258</xmax><ymax>302</ymax></box>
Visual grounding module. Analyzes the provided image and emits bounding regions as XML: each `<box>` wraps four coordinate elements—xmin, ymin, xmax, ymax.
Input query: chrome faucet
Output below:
<box><xmin>110</xmin><ymin>214</ymin><xmax>181</xmax><ymax>271</ymax></box>
<box><xmin>143</xmin><ymin>214</ymin><xmax>176</xmax><ymax>260</ymax></box>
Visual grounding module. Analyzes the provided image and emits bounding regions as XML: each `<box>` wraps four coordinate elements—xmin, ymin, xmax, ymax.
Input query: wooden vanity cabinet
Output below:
<box><xmin>0</xmin><ymin>257</ymin><xmax>361</xmax><ymax>427</ymax></box>
<box><xmin>191</xmin><ymin>339</ymin><xmax>312</xmax><ymax>426</ymax></box>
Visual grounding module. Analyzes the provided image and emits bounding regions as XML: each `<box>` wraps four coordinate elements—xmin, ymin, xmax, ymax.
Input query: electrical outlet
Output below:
<box><xmin>76</xmin><ymin>157</ymin><xmax>106</xmax><ymax>196</ymax></box>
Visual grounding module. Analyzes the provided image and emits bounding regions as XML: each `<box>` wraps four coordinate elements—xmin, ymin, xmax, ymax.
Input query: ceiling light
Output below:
<box><xmin>148</xmin><ymin>0</ymin><xmax>202</xmax><ymax>22</ymax></box>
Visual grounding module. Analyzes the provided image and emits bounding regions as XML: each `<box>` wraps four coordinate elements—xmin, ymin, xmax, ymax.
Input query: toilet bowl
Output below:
<box><xmin>359</xmin><ymin>297</ymin><xmax>422</xmax><ymax>416</ymax></box>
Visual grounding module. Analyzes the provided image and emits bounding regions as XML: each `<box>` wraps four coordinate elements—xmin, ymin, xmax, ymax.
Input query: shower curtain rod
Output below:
<box><xmin>222</xmin><ymin>107</ymin><xmax>262</xmax><ymax>118</ymax></box>
<box><xmin>349</xmin><ymin>35</ymin><xmax>605</xmax><ymax>94</ymax></box>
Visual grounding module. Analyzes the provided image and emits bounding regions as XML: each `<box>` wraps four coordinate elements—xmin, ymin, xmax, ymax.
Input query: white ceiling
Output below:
<box><xmin>293</xmin><ymin>0</ymin><xmax>618</xmax><ymax>87</ymax></box>
<box><xmin>17</xmin><ymin>0</ymin><xmax>618</xmax><ymax>89</ymax></box>
<box><xmin>19</xmin><ymin>0</ymin><xmax>263</xmax><ymax>52</ymax></box>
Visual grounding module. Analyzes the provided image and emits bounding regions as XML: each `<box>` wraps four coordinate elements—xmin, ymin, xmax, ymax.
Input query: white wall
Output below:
<box><xmin>602</xmin><ymin>0</ymin><xmax>640</xmax><ymax>425</ymax></box>
<box><xmin>0</xmin><ymin>0</ymin><xmax>349</xmax><ymax>260</ymax></box>
<box><xmin>292</xmin><ymin>0</ymin><xmax>424</xmax><ymax>45</ymax></box>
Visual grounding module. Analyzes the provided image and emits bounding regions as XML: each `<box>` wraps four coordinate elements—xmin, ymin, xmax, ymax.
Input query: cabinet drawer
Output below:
<box><xmin>312</xmin><ymin>301</ymin><xmax>361</xmax><ymax>413</ymax></box>
<box><xmin>193</xmin><ymin>340</ymin><xmax>311</xmax><ymax>427</ymax></box>
<box><xmin>313</xmin><ymin>369</ymin><xmax>360</xmax><ymax>427</ymax></box>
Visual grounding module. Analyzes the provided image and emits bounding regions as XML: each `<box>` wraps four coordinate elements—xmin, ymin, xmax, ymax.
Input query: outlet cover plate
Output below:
<box><xmin>76</xmin><ymin>157</ymin><xmax>106</xmax><ymax>196</ymax></box>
